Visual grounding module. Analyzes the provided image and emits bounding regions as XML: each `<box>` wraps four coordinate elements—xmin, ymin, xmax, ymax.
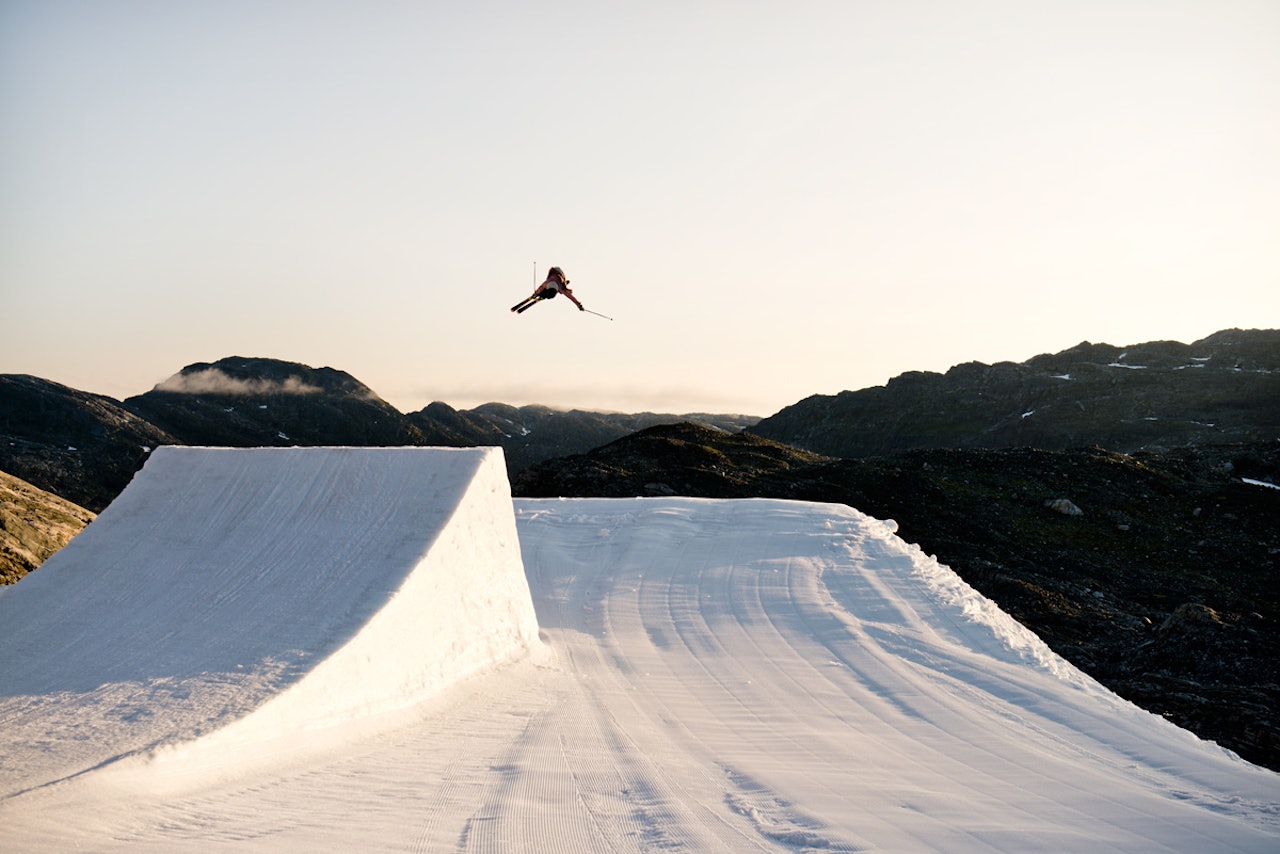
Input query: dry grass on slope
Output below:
<box><xmin>0</xmin><ymin>469</ymin><xmax>95</xmax><ymax>585</ymax></box>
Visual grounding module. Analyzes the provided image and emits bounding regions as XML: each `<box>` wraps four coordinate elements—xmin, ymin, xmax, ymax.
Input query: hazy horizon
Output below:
<box><xmin>11</xmin><ymin>323</ymin><xmax>1267</xmax><ymax>420</ymax></box>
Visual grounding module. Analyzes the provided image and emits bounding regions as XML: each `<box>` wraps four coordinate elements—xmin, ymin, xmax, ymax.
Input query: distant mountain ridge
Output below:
<box><xmin>125</xmin><ymin>357</ymin><xmax>426</xmax><ymax>449</ymax></box>
<box><xmin>749</xmin><ymin>328</ymin><xmax>1280</xmax><ymax>457</ymax></box>
<box><xmin>2</xmin><ymin>329</ymin><xmax>1275</xmax><ymax>513</ymax></box>
<box><xmin>451</xmin><ymin>402</ymin><xmax>759</xmax><ymax>473</ymax></box>
<box><xmin>1</xmin><ymin>356</ymin><xmax>757</xmax><ymax>512</ymax></box>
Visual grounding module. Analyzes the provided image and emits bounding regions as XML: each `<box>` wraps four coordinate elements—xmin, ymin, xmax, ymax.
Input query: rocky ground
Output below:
<box><xmin>516</xmin><ymin>425</ymin><xmax>1280</xmax><ymax>773</ymax></box>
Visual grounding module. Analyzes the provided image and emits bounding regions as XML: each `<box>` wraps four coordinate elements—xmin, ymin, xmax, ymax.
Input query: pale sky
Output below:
<box><xmin>3</xmin><ymin>1</ymin><xmax>1277</xmax><ymax>417</ymax></box>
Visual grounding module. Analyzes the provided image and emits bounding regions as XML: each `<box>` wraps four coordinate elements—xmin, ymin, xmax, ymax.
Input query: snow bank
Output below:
<box><xmin>864</xmin><ymin>516</ymin><xmax>1091</xmax><ymax>687</ymax></box>
<box><xmin>0</xmin><ymin>446</ymin><xmax>540</xmax><ymax>795</ymax></box>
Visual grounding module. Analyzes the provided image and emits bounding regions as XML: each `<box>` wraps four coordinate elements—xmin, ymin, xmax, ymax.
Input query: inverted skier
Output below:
<box><xmin>511</xmin><ymin>266</ymin><xmax>584</xmax><ymax>313</ymax></box>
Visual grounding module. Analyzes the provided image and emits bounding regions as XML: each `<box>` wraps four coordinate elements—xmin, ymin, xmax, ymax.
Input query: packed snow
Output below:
<box><xmin>0</xmin><ymin>447</ymin><xmax>539</xmax><ymax>800</ymax></box>
<box><xmin>2</xmin><ymin>448</ymin><xmax>1277</xmax><ymax>851</ymax></box>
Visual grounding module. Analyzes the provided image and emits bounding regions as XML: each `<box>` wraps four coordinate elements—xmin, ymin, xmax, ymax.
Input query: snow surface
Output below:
<box><xmin>0</xmin><ymin>447</ymin><xmax>539</xmax><ymax>800</ymax></box>
<box><xmin>2</xmin><ymin>449</ymin><xmax>1278</xmax><ymax>851</ymax></box>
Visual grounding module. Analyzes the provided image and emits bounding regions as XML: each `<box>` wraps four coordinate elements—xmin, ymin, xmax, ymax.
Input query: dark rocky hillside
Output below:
<box><xmin>122</xmin><ymin>357</ymin><xmax>760</xmax><ymax>473</ymax></box>
<box><xmin>750</xmin><ymin>329</ymin><xmax>1280</xmax><ymax>457</ymax></box>
<box><xmin>2</xmin><ymin>358</ymin><xmax>758</xmax><ymax>518</ymax></box>
<box><xmin>458</xmin><ymin>403</ymin><xmax>760</xmax><ymax>473</ymax></box>
<box><xmin>0</xmin><ymin>375</ymin><xmax>178</xmax><ymax>511</ymax></box>
<box><xmin>515</xmin><ymin>423</ymin><xmax>1280</xmax><ymax>773</ymax></box>
<box><xmin>124</xmin><ymin>357</ymin><xmax>430</xmax><ymax>448</ymax></box>
<box><xmin>517</xmin><ymin>422</ymin><xmax>829</xmax><ymax>498</ymax></box>
<box><xmin>407</xmin><ymin>401</ymin><xmax>510</xmax><ymax>447</ymax></box>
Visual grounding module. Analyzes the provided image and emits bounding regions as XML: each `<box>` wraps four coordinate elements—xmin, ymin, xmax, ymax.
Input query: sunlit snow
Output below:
<box><xmin>2</xmin><ymin>447</ymin><xmax>1276</xmax><ymax>851</ymax></box>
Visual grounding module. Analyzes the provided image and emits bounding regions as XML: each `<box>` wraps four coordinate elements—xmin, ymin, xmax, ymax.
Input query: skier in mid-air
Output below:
<box><xmin>511</xmin><ymin>266</ymin><xmax>584</xmax><ymax>314</ymax></box>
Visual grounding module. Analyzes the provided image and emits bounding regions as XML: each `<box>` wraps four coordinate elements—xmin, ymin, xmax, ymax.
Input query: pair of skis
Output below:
<box><xmin>510</xmin><ymin>295</ymin><xmax>612</xmax><ymax>321</ymax></box>
<box><xmin>510</xmin><ymin>294</ymin><xmax>547</xmax><ymax>314</ymax></box>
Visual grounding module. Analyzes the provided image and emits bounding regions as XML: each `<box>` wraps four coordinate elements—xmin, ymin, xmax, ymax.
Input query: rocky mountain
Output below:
<box><xmin>750</xmin><ymin>329</ymin><xmax>1280</xmax><ymax>457</ymax></box>
<box><xmin>453</xmin><ymin>403</ymin><xmax>759</xmax><ymax>473</ymax></box>
<box><xmin>0</xmin><ymin>374</ymin><xmax>179</xmax><ymax>511</ymax></box>
<box><xmin>407</xmin><ymin>401</ymin><xmax>510</xmax><ymax>447</ymax></box>
<box><xmin>124</xmin><ymin>358</ymin><xmax>759</xmax><ymax>468</ymax></box>
<box><xmin>11</xmin><ymin>327</ymin><xmax>1270</xmax><ymax>513</ymax></box>
<box><xmin>123</xmin><ymin>357</ymin><xmax>430</xmax><ymax>448</ymax></box>
<box><xmin>1</xmin><ymin>357</ymin><xmax>758</xmax><ymax>516</ymax></box>
<box><xmin>515</xmin><ymin>421</ymin><xmax>830</xmax><ymax>497</ymax></box>
<box><xmin>515</xmin><ymin>423</ymin><xmax>1280</xmax><ymax>773</ymax></box>
<box><xmin>0</xmin><ymin>469</ymin><xmax>95</xmax><ymax>585</ymax></box>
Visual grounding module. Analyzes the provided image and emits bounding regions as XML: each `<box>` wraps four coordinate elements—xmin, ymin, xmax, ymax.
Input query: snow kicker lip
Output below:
<box><xmin>0</xmin><ymin>446</ymin><xmax>541</xmax><ymax>796</ymax></box>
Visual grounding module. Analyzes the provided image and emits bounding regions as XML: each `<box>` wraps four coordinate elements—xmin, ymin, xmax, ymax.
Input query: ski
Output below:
<box><xmin>513</xmin><ymin>296</ymin><xmax>611</xmax><ymax>319</ymax></box>
<box><xmin>514</xmin><ymin>296</ymin><xmax>548</xmax><ymax>314</ymax></box>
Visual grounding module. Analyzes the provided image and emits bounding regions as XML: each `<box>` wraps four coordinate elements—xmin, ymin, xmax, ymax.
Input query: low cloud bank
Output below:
<box><xmin>155</xmin><ymin>368</ymin><xmax>322</xmax><ymax>396</ymax></box>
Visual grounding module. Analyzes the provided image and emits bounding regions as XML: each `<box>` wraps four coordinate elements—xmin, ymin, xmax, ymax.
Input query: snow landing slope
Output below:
<box><xmin>0</xmin><ymin>446</ymin><xmax>539</xmax><ymax>797</ymax></box>
<box><xmin>2</xmin><ymin>479</ymin><xmax>1279</xmax><ymax>850</ymax></box>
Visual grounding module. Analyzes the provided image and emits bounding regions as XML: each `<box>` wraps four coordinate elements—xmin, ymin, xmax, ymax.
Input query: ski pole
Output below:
<box><xmin>582</xmin><ymin>308</ymin><xmax>613</xmax><ymax>321</ymax></box>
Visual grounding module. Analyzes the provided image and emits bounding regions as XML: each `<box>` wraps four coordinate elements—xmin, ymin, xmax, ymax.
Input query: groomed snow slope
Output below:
<box><xmin>3</xmin><ymin>489</ymin><xmax>1278</xmax><ymax>850</ymax></box>
<box><xmin>0</xmin><ymin>446</ymin><xmax>540</xmax><ymax>797</ymax></box>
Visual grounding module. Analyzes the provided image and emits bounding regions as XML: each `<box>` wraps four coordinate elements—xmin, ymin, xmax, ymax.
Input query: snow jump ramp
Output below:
<box><xmin>0</xmin><ymin>446</ymin><xmax>541</xmax><ymax>795</ymax></box>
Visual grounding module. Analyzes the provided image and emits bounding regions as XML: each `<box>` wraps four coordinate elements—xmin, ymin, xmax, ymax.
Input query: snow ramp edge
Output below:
<box><xmin>0</xmin><ymin>446</ymin><xmax>541</xmax><ymax>794</ymax></box>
